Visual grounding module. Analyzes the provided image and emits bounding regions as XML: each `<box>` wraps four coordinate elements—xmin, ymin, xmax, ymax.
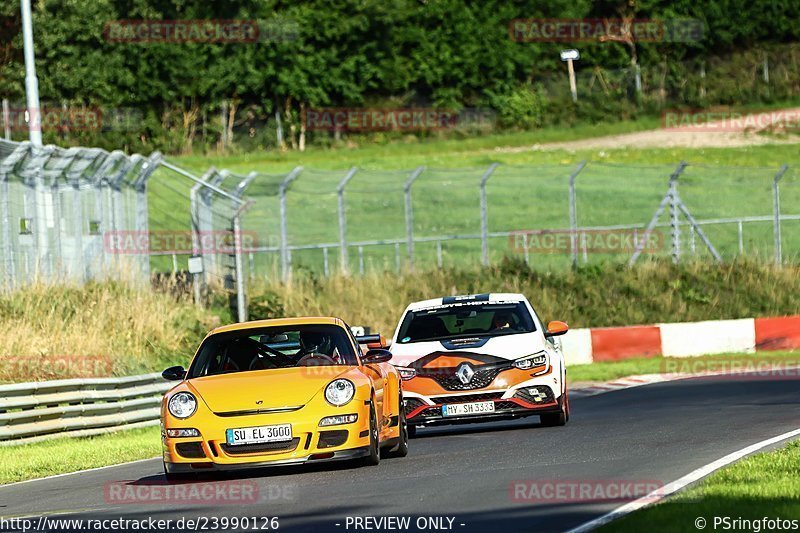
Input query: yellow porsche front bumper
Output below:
<box><xmin>162</xmin><ymin>400</ymin><xmax>373</xmax><ymax>473</ymax></box>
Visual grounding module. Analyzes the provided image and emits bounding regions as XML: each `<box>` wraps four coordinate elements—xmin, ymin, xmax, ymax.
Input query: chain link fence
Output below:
<box><xmin>1</xmin><ymin>137</ymin><xmax>797</xmax><ymax>320</ymax></box>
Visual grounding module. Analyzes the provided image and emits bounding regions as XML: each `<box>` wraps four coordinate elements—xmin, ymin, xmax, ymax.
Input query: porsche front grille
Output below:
<box><xmin>220</xmin><ymin>438</ymin><xmax>300</xmax><ymax>455</ymax></box>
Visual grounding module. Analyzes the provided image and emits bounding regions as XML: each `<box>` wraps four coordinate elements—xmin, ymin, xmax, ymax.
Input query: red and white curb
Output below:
<box><xmin>561</xmin><ymin>315</ymin><xmax>800</xmax><ymax>365</ymax></box>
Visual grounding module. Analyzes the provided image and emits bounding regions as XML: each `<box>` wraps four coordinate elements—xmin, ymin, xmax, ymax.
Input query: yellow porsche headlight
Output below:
<box><xmin>168</xmin><ymin>392</ymin><xmax>197</xmax><ymax>419</ymax></box>
<box><xmin>325</xmin><ymin>379</ymin><xmax>355</xmax><ymax>406</ymax></box>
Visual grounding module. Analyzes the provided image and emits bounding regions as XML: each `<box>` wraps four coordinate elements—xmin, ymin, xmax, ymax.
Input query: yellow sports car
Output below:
<box><xmin>160</xmin><ymin>317</ymin><xmax>408</xmax><ymax>479</ymax></box>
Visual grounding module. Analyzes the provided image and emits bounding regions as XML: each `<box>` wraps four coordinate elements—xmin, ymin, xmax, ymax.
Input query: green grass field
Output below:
<box><xmin>0</xmin><ymin>425</ymin><xmax>161</xmax><ymax>485</ymax></box>
<box><xmin>145</xmin><ymin>116</ymin><xmax>800</xmax><ymax>275</ymax></box>
<box><xmin>602</xmin><ymin>439</ymin><xmax>800</xmax><ymax>532</ymax></box>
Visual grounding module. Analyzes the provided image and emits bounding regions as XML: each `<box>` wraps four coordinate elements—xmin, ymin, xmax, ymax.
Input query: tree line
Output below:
<box><xmin>0</xmin><ymin>0</ymin><xmax>798</xmax><ymax>153</ymax></box>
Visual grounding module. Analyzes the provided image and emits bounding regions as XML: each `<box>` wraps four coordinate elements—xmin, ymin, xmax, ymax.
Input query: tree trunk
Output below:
<box><xmin>298</xmin><ymin>101</ymin><xmax>306</xmax><ymax>152</ymax></box>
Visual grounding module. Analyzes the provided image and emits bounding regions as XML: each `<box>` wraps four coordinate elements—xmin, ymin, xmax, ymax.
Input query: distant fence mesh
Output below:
<box><xmin>1</xmin><ymin>142</ymin><xmax>798</xmax><ymax>287</ymax></box>
<box><xmin>679</xmin><ymin>164</ymin><xmax>778</xmax><ymax>261</ymax></box>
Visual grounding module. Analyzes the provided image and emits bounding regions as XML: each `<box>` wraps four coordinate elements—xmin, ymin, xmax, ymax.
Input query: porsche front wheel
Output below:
<box><xmin>386</xmin><ymin>392</ymin><xmax>409</xmax><ymax>458</ymax></box>
<box><xmin>361</xmin><ymin>403</ymin><xmax>380</xmax><ymax>466</ymax></box>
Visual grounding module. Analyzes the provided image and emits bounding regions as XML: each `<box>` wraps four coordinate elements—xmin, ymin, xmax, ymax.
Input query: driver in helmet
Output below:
<box><xmin>298</xmin><ymin>330</ymin><xmax>342</xmax><ymax>364</ymax></box>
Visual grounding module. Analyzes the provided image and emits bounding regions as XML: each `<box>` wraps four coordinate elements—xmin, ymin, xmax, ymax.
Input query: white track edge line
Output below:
<box><xmin>565</xmin><ymin>427</ymin><xmax>800</xmax><ymax>533</ymax></box>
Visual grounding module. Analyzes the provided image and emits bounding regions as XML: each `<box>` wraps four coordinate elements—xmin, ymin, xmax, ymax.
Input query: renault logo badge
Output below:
<box><xmin>456</xmin><ymin>363</ymin><xmax>475</xmax><ymax>385</ymax></box>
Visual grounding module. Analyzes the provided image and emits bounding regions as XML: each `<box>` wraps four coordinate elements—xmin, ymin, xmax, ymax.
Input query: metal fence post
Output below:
<box><xmin>189</xmin><ymin>168</ymin><xmax>214</xmax><ymax>304</ymax></box>
<box><xmin>630</xmin><ymin>161</ymin><xmax>687</xmax><ymax>266</ymax></box>
<box><xmin>132</xmin><ymin>153</ymin><xmax>160</xmax><ymax>283</ymax></box>
<box><xmin>479</xmin><ymin>163</ymin><xmax>499</xmax><ymax>266</ymax></box>
<box><xmin>404</xmin><ymin>166</ymin><xmax>425</xmax><ymax>270</ymax></box>
<box><xmin>233</xmin><ymin>200</ymin><xmax>254</xmax><ymax>322</ymax></box>
<box><xmin>669</xmin><ymin>161</ymin><xmax>687</xmax><ymax>264</ymax></box>
<box><xmin>336</xmin><ymin>167</ymin><xmax>358</xmax><ymax>274</ymax></box>
<box><xmin>568</xmin><ymin>161</ymin><xmax>587</xmax><ymax>268</ymax></box>
<box><xmin>279</xmin><ymin>166</ymin><xmax>303</xmax><ymax>282</ymax></box>
<box><xmin>0</xmin><ymin>174</ymin><xmax>13</xmax><ymax>288</ymax></box>
<box><xmin>773</xmin><ymin>164</ymin><xmax>789</xmax><ymax>266</ymax></box>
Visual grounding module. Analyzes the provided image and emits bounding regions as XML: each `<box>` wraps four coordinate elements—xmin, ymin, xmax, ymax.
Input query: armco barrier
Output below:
<box><xmin>0</xmin><ymin>373</ymin><xmax>172</xmax><ymax>446</ymax></box>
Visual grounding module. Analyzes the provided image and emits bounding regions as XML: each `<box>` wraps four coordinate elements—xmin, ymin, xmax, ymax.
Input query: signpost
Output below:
<box><xmin>560</xmin><ymin>49</ymin><xmax>580</xmax><ymax>103</ymax></box>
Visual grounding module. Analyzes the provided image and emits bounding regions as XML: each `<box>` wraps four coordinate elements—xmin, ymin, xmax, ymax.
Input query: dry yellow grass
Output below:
<box><xmin>0</xmin><ymin>281</ymin><xmax>218</xmax><ymax>382</ymax></box>
<box><xmin>252</xmin><ymin>259</ymin><xmax>800</xmax><ymax>335</ymax></box>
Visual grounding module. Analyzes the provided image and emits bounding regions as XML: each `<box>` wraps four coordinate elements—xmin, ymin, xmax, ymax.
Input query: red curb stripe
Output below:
<box><xmin>590</xmin><ymin>325</ymin><xmax>662</xmax><ymax>361</ymax></box>
<box><xmin>754</xmin><ymin>316</ymin><xmax>800</xmax><ymax>351</ymax></box>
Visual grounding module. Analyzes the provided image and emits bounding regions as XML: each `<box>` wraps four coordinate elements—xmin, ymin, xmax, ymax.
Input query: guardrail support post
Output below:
<box><xmin>479</xmin><ymin>163</ymin><xmax>499</xmax><ymax>266</ymax></box>
<box><xmin>279</xmin><ymin>166</ymin><xmax>303</xmax><ymax>282</ymax></box>
<box><xmin>773</xmin><ymin>164</ymin><xmax>789</xmax><ymax>266</ymax></box>
<box><xmin>336</xmin><ymin>167</ymin><xmax>358</xmax><ymax>274</ymax></box>
<box><xmin>568</xmin><ymin>161</ymin><xmax>587</xmax><ymax>269</ymax></box>
<box><xmin>404</xmin><ymin>166</ymin><xmax>425</xmax><ymax>270</ymax></box>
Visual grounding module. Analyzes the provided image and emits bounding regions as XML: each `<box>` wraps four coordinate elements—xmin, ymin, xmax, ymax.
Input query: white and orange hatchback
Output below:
<box><xmin>389</xmin><ymin>293</ymin><xmax>570</xmax><ymax>434</ymax></box>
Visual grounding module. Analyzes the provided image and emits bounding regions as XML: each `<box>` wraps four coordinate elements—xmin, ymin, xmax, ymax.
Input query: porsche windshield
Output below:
<box><xmin>396</xmin><ymin>302</ymin><xmax>535</xmax><ymax>343</ymax></box>
<box><xmin>188</xmin><ymin>324</ymin><xmax>358</xmax><ymax>378</ymax></box>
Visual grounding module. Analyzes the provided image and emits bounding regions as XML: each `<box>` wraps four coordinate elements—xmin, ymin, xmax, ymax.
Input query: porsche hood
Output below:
<box><xmin>187</xmin><ymin>366</ymin><xmax>354</xmax><ymax>413</ymax></box>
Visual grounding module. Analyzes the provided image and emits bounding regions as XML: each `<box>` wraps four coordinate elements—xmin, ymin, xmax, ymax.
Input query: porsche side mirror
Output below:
<box><xmin>362</xmin><ymin>349</ymin><xmax>392</xmax><ymax>364</ymax></box>
<box><xmin>162</xmin><ymin>365</ymin><xmax>186</xmax><ymax>381</ymax></box>
<box><xmin>545</xmin><ymin>320</ymin><xmax>569</xmax><ymax>337</ymax></box>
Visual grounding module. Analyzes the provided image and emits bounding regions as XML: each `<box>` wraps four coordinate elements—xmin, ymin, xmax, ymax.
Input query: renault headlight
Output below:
<box><xmin>168</xmin><ymin>392</ymin><xmax>197</xmax><ymax>419</ymax></box>
<box><xmin>325</xmin><ymin>379</ymin><xmax>355</xmax><ymax>406</ymax></box>
<box><xmin>396</xmin><ymin>366</ymin><xmax>417</xmax><ymax>381</ymax></box>
<box><xmin>513</xmin><ymin>352</ymin><xmax>548</xmax><ymax>371</ymax></box>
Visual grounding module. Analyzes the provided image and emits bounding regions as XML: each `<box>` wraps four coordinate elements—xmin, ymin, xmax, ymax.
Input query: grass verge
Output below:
<box><xmin>601</xmin><ymin>439</ymin><xmax>800</xmax><ymax>532</ymax></box>
<box><xmin>0</xmin><ymin>281</ymin><xmax>220</xmax><ymax>383</ymax></box>
<box><xmin>255</xmin><ymin>260</ymin><xmax>800</xmax><ymax>337</ymax></box>
<box><xmin>0</xmin><ymin>425</ymin><xmax>161</xmax><ymax>485</ymax></box>
<box><xmin>567</xmin><ymin>351</ymin><xmax>800</xmax><ymax>384</ymax></box>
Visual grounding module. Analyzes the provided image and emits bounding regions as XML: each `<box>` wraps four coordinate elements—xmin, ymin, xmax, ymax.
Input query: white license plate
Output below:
<box><xmin>442</xmin><ymin>401</ymin><xmax>496</xmax><ymax>417</ymax></box>
<box><xmin>226</xmin><ymin>424</ymin><xmax>292</xmax><ymax>445</ymax></box>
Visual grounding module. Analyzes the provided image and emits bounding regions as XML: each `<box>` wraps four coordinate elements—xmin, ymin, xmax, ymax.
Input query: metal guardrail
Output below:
<box><xmin>0</xmin><ymin>373</ymin><xmax>172</xmax><ymax>446</ymax></box>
